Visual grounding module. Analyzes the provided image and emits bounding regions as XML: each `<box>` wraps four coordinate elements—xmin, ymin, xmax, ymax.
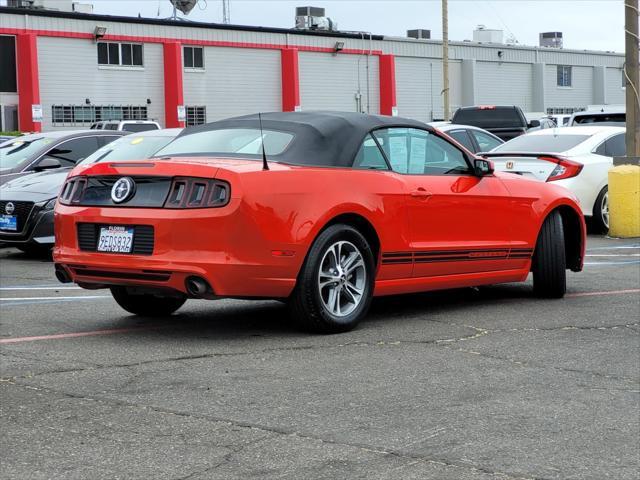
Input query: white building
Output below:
<box><xmin>0</xmin><ymin>4</ymin><xmax>626</xmax><ymax>132</ymax></box>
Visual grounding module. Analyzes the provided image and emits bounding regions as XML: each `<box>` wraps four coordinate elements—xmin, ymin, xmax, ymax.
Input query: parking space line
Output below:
<box><xmin>585</xmin><ymin>254</ymin><xmax>640</xmax><ymax>257</ymax></box>
<box><xmin>566</xmin><ymin>289</ymin><xmax>640</xmax><ymax>298</ymax></box>
<box><xmin>0</xmin><ymin>286</ymin><xmax>82</xmax><ymax>291</ymax></box>
<box><xmin>0</xmin><ymin>296</ymin><xmax>109</xmax><ymax>301</ymax></box>
<box><xmin>0</xmin><ymin>325</ymin><xmax>167</xmax><ymax>345</ymax></box>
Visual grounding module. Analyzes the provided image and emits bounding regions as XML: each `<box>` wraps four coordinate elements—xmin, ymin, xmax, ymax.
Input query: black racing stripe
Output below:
<box><xmin>382</xmin><ymin>252</ymin><xmax>413</xmax><ymax>258</ymax></box>
<box><xmin>414</xmin><ymin>256</ymin><xmax>509</xmax><ymax>264</ymax></box>
<box><xmin>381</xmin><ymin>260</ymin><xmax>413</xmax><ymax>265</ymax></box>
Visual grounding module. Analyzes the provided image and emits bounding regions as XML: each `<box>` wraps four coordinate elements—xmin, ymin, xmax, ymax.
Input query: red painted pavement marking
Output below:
<box><xmin>1</xmin><ymin>290</ymin><xmax>637</xmax><ymax>345</ymax></box>
<box><xmin>565</xmin><ymin>289</ymin><xmax>640</xmax><ymax>298</ymax></box>
<box><xmin>0</xmin><ymin>325</ymin><xmax>168</xmax><ymax>345</ymax></box>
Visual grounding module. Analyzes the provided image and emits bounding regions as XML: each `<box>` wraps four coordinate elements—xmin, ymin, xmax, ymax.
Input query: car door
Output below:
<box><xmin>372</xmin><ymin>127</ymin><xmax>516</xmax><ymax>278</ymax></box>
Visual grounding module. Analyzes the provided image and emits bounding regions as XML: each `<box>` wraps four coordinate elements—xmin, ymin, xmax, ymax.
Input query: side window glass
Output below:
<box><xmin>595</xmin><ymin>142</ymin><xmax>607</xmax><ymax>156</ymax></box>
<box><xmin>353</xmin><ymin>134</ymin><xmax>388</xmax><ymax>170</ymax></box>
<box><xmin>605</xmin><ymin>133</ymin><xmax>626</xmax><ymax>158</ymax></box>
<box><xmin>44</xmin><ymin>137</ymin><xmax>101</xmax><ymax>166</ymax></box>
<box><xmin>373</xmin><ymin>128</ymin><xmax>469</xmax><ymax>175</ymax></box>
<box><xmin>471</xmin><ymin>130</ymin><xmax>502</xmax><ymax>152</ymax></box>
<box><xmin>423</xmin><ymin>133</ymin><xmax>469</xmax><ymax>174</ymax></box>
<box><xmin>447</xmin><ymin>130</ymin><xmax>475</xmax><ymax>152</ymax></box>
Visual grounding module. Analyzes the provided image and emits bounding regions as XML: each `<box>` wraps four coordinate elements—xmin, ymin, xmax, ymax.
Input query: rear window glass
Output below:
<box><xmin>122</xmin><ymin>123</ymin><xmax>160</xmax><ymax>132</ymax></box>
<box><xmin>493</xmin><ymin>134</ymin><xmax>590</xmax><ymax>153</ymax></box>
<box><xmin>452</xmin><ymin>107</ymin><xmax>523</xmax><ymax>128</ymax></box>
<box><xmin>154</xmin><ymin>128</ymin><xmax>294</xmax><ymax>158</ymax></box>
<box><xmin>572</xmin><ymin>113</ymin><xmax>625</xmax><ymax>125</ymax></box>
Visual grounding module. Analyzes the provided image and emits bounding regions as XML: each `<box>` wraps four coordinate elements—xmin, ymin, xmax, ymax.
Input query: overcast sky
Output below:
<box><xmin>5</xmin><ymin>0</ymin><xmax>627</xmax><ymax>52</ymax></box>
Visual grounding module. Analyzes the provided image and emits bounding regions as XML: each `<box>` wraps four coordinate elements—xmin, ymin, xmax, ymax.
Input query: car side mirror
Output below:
<box><xmin>33</xmin><ymin>157</ymin><xmax>62</xmax><ymax>171</ymax></box>
<box><xmin>528</xmin><ymin>119</ymin><xmax>540</xmax><ymax>128</ymax></box>
<box><xmin>474</xmin><ymin>158</ymin><xmax>494</xmax><ymax>176</ymax></box>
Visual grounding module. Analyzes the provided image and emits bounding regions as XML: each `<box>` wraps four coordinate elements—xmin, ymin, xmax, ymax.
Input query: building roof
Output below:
<box><xmin>0</xmin><ymin>6</ymin><xmax>384</xmax><ymax>41</ymax></box>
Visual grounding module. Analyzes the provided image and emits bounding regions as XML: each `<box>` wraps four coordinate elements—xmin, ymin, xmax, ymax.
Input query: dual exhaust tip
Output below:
<box><xmin>55</xmin><ymin>265</ymin><xmax>213</xmax><ymax>299</ymax></box>
<box><xmin>54</xmin><ymin>264</ymin><xmax>72</xmax><ymax>284</ymax></box>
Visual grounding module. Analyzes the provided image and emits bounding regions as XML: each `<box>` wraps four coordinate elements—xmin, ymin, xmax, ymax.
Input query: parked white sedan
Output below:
<box><xmin>483</xmin><ymin>126</ymin><xmax>626</xmax><ymax>232</ymax></box>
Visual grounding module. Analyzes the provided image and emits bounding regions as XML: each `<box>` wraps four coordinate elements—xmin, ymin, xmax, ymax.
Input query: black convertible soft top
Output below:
<box><xmin>177</xmin><ymin>111</ymin><xmax>431</xmax><ymax>168</ymax></box>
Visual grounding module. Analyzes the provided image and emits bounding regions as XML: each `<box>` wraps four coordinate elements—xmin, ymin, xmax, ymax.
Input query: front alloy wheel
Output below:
<box><xmin>592</xmin><ymin>186</ymin><xmax>609</xmax><ymax>233</ymax></box>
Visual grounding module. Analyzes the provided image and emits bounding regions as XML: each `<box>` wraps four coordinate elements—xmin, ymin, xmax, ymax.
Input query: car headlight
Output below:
<box><xmin>39</xmin><ymin>198</ymin><xmax>57</xmax><ymax>211</ymax></box>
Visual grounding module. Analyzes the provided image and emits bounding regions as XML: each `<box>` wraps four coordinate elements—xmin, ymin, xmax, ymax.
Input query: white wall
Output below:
<box><xmin>545</xmin><ymin>64</ymin><xmax>594</xmax><ymax>110</ymax></box>
<box><xmin>299</xmin><ymin>52</ymin><xmax>380</xmax><ymax>114</ymax></box>
<box><xmin>476</xmin><ymin>61</ymin><xmax>533</xmax><ymax>111</ymax></box>
<box><xmin>37</xmin><ymin>36</ymin><xmax>164</xmax><ymax>130</ymax></box>
<box><xmin>605</xmin><ymin>67</ymin><xmax>625</xmax><ymax>105</ymax></box>
<box><xmin>183</xmin><ymin>46</ymin><xmax>281</xmax><ymax>122</ymax></box>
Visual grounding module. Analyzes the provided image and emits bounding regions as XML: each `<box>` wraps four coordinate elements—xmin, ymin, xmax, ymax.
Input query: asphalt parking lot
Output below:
<box><xmin>1</xmin><ymin>235</ymin><xmax>638</xmax><ymax>480</ymax></box>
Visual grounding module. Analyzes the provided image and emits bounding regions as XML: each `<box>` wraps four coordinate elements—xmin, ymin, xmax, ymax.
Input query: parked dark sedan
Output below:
<box><xmin>0</xmin><ymin>130</ymin><xmax>126</xmax><ymax>186</ymax></box>
<box><xmin>0</xmin><ymin>129</ymin><xmax>181</xmax><ymax>254</ymax></box>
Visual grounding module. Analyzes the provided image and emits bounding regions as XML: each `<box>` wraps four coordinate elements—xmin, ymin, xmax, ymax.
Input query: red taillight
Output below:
<box><xmin>59</xmin><ymin>177</ymin><xmax>87</xmax><ymax>205</ymax></box>
<box><xmin>478</xmin><ymin>105</ymin><xmax>496</xmax><ymax>110</ymax></box>
<box><xmin>543</xmin><ymin>156</ymin><xmax>583</xmax><ymax>182</ymax></box>
<box><xmin>164</xmin><ymin>177</ymin><xmax>230</xmax><ymax>209</ymax></box>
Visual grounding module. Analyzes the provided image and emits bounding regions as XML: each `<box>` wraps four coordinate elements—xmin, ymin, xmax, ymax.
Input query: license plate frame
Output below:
<box><xmin>97</xmin><ymin>226</ymin><xmax>134</xmax><ymax>253</ymax></box>
<box><xmin>0</xmin><ymin>215</ymin><xmax>18</xmax><ymax>231</ymax></box>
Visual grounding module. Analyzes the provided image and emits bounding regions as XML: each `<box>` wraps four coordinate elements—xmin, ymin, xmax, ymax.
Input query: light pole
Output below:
<box><xmin>442</xmin><ymin>0</ymin><xmax>450</xmax><ymax>121</ymax></box>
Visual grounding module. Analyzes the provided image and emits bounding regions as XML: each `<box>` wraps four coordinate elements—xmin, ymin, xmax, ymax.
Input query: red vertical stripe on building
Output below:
<box><xmin>163</xmin><ymin>42</ymin><xmax>185</xmax><ymax>128</ymax></box>
<box><xmin>379</xmin><ymin>54</ymin><xmax>397</xmax><ymax>116</ymax></box>
<box><xmin>281</xmin><ymin>48</ymin><xmax>300</xmax><ymax>112</ymax></box>
<box><xmin>16</xmin><ymin>33</ymin><xmax>41</xmax><ymax>132</ymax></box>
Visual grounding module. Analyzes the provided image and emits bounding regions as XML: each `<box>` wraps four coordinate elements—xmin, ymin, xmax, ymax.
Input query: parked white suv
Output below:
<box><xmin>90</xmin><ymin>120</ymin><xmax>161</xmax><ymax>132</ymax></box>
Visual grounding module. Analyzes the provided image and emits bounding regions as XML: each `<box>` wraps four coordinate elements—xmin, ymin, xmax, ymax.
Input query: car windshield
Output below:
<box><xmin>0</xmin><ymin>136</ymin><xmax>55</xmax><ymax>171</ymax></box>
<box><xmin>79</xmin><ymin>135</ymin><xmax>176</xmax><ymax>164</ymax></box>
<box><xmin>154</xmin><ymin>128</ymin><xmax>294</xmax><ymax>159</ymax></box>
<box><xmin>493</xmin><ymin>134</ymin><xmax>590</xmax><ymax>153</ymax></box>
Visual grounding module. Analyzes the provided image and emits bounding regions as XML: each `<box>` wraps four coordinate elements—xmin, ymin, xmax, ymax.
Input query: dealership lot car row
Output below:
<box><xmin>0</xmin><ymin>109</ymin><xmax>629</xmax><ymax>333</ymax></box>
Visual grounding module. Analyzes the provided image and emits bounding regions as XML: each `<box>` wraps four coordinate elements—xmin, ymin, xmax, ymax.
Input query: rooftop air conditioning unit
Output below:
<box><xmin>295</xmin><ymin>6</ymin><xmax>337</xmax><ymax>31</ymax></box>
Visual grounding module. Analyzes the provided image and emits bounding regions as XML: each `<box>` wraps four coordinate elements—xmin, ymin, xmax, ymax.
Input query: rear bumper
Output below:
<box><xmin>53</xmin><ymin>202</ymin><xmax>302</xmax><ymax>298</ymax></box>
<box><xmin>0</xmin><ymin>209</ymin><xmax>55</xmax><ymax>246</ymax></box>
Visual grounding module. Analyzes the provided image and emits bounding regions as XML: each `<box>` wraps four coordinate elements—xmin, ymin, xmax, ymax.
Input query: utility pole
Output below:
<box><xmin>442</xmin><ymin>0</ymin><xmax>450</xmax><ymax>121</ymax></box>
<box><xmin>222</xmin><ymin>0</ymin><xmax>231</xmax><ymax>24</ymax></box>
<box><xmin>624</xmin><ymin>0</ymin><xmax>639</xmax><ymax>158</ymax></box>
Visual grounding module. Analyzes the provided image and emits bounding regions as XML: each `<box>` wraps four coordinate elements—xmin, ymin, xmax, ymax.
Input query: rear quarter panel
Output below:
<box><xmin>215</xmin><ymin>165</ymin><xmax>412</xmax><ymax>280</ymax></box>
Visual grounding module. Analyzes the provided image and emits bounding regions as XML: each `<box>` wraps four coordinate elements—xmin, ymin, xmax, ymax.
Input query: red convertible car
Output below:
<box><xmin>53</xmin><ymin>112</ymin><xmax>586</xmax><ymax>333</ymax></box>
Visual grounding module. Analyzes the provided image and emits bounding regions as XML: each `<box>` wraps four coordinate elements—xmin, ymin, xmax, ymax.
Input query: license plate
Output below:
<box><xmin>97</xmin><ymin>226</ymin><xmax>134</xmax><ymax>253</ymax></box>
<box><xmin>0</xmin><ymin>215</ymin><xmax>18</xmax><ymax>231</ymax></box>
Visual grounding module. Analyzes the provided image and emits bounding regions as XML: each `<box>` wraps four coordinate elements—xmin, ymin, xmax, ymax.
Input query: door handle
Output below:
<box><xmin>410</xmin><ymin>188</ymin><xmax>433</xmax><ymax>198</ymax></box>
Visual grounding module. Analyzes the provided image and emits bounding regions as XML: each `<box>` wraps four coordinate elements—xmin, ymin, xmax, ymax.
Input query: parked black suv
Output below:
<box><xmin>451</xmin><ymin>105</ymin><xmax>539</xmax><ymax>141</ymax></box>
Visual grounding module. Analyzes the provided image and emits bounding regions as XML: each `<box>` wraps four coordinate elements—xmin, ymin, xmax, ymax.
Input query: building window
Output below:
<box><xmin>184</xmin><ymin>46</ymin><xmax>204</xmax><ymax>69</ymax></box>
<box><xmin>186</xmin><ymin>106</ymin><xmax>207</xmax><ymax>126</ymax></box>
<box><xmin>52</xmin><ymin>105</ymin><xmax>149</xmax><ymax>125</ymax></box>
<box><xmin>0</xmin><ymin>35</ymin><xmax>17</xmax><ymax>93</ymax></box>
<box><xmin>97</xmin><ymin>42</ymin><xmax>143</xmax><ymax>67</ymax></box>
<box><xmin>557</xmin><ymin>65</ymin><xmax>572</xmax><ymax>87</ymax></box>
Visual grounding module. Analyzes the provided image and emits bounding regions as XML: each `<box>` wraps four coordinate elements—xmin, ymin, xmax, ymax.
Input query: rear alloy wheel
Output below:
<box><xmin>532</xmin><ymin>211</ymin><xmax>566</xmax><ymax>298</ymax></box>
<box><xmin>289</xmin><ymin>224</ymin><xmax>374</xmax><ymax>333</ymax></box>
<box><xmin>592</xmin><ymin>186</ymin><xmax>609</xmax><ymax>233</ymax></box>
<box><xmin>110</xmin><ymin>287</ymin><xmax>186</xmax><ymax>317</ymax></box>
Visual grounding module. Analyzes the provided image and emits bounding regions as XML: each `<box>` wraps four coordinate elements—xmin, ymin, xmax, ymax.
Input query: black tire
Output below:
<box><xmin>592</xmin><ymin>186</ymin><xmax>609</xmax><ymax>234</ymax></box>
<box><xmin>288</xmin><ymin>224</ymin><xmax>375</xmax><ymax>334</ymax></box>
<box><xmin>110</xmin><ymin>287</ymin><xmax>186</xmax><ymax>316</ymax></box>
<box><xmin>532</xmin><ymin>211</ymin><xmax>566</xmax><ymax>298</ymax></box>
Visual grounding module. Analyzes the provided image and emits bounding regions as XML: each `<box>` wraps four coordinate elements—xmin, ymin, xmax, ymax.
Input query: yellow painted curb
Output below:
<box><xmin>608</xmin><ymin>165</ymin><xmax>640</xmax><ymax>238</ymax></box>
